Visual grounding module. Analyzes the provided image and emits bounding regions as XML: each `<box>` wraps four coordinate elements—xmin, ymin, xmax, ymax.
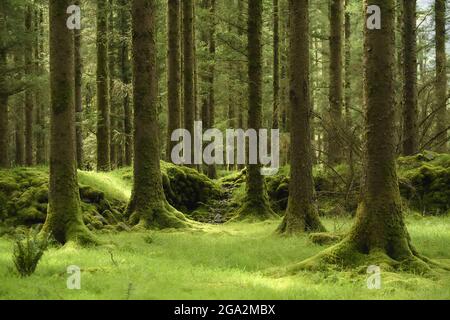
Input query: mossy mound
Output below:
<box><xmin>0</xmin><ymin>167</ymin><xmax>128</xmax><ymax>232</ymax></box>
<box><xmin>398</xmin><ymin>152</ymin><xmax>450</xmax><ymax>215</ymax></box>
<box><xmin>119</xmin><ymin>161</ymin><xmax>223</xmax><ymax>214</ymax></box>
<box><xmin>259</xmin><ymin>152</ymin><xmax>450</xmax><ymax>216</ymax></box>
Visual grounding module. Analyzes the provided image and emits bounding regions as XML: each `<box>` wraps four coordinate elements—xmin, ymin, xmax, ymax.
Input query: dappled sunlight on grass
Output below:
<box><xmin>0</xmin><ymin>216</ymin><xmax>449</xmax><ymax>299</ymax></box>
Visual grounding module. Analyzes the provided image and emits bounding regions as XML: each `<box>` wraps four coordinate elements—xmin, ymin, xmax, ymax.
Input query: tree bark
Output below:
<box><xmin>236</xmin><ymin>0</ymin><xmax>276</xmax><ymax>220</ymax></box>
<box><xmin>272</xmin><ymin>0</ymin><xmax>280</xmax><ymax>130</ymax></box>
<box><xmin>42</xmin><ymin>0</ymin><xmax>96</xmax><ymax>245</ymax></box>
<box><xmin>295</xmin><ymin>0</ymin><xmax>432</xmax><ymax>273</ymax></box>
<box><xmin>35</xmin><ymin>9</ymin><xmax>46</xmax><ymax>165</ymax></box>
<box><xmin>166</xmin><ymin>0</ymin><xmax>181</xmax><ymax>162</ymax></box>
<box><xmin>74</xmin><ymin>1</ymin><xmax>83</xmax><ymax>169</ymax></box>
<box><xmin>109</xmin><ymin>0</ymin><xmax>118</xmax><ymax>169</ymax></box>
<box><xmin>402</xmin><ymin>0</ymin><xmax>418</xmax><ymax>155</ymax></box>
<box><xmin>24</xmin><ymin>5</ymin><xmax>34</xmax><ymax>166</ymax></box>
<box><xmin>0</xmin><ymin>38</ymin><xmax>8</xmax><ymax>168</ymax></box>
<box><xmin>183</xmin><ymin>0</ymin><xmax>195</xmax><ymax>167</ymax></box>
<box><xmin>327</xmin><ymin>0</ymin><xmax>344</xmax><ymax>165</ymax></box>
<box><xmin>207</xmin><ymin>0</ymin><xmax>217</xmax><ymax>179</ymax></box>
<box><xmin>97</xmin><ymin>0</ymin><xmax>111</xmax><ymax>171</ymax></box>
<box><xmin>278</xmin><ymin>0</ymin><xmax>325</xmax><ymax>234</ymax></box>
<box><xmin>119</xmin><ymin>0</ymin><xmax>132</xmax><ymax>166</ymax></box>
<box><xmin>127</xmin><ymin>0</ymin><xmax>188</xmax><ymax>229</ymax></box>
<box><xmin>434</xmin><ymin>0</ymin><xmax>447</xmax><ymax>152</ymax></box>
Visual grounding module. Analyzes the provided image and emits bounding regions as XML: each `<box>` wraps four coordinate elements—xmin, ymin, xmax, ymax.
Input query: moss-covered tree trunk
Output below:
<box><xmin>272</xmin><ymin>0</ymin><xmax>279</xmax><ymax>130</ymax></box>
<box><xmin>74</xmin><ymin>0</ymin><xmax>83</xmax><ymax>169</ymax></box>
<box><xmin>24</xmin><ymin>5</ymin><xmax>34</xmax><ymax>166</ymax></box>
<box><xmin>278</xmin><ymin>0</ymin><xmax>325</xmax><ymax>234</ymax></box>
<box><xmin>327</xmin><ymin>0</ymin><xmax>344</xmax><ymax>165</ymax></box>
<box><xmin>127</xmin><ymin>0</ymin><xmax>188</xmax><ymax>229</ymax></box>
<box><xmin>434</xmin><ymin>0</ymin><xmax>447</xmax><ymax>152</ymax></box>
<box><xmin>183</xmin><ymin>0</ymin><xmax>195</xmax><ymax>167</ymax></box>
<box><xmin>15</xmin><ymin>100</ymin><xmax>25</xmax><ymax>166</ymax></box>
<box><xmin>35</xmin><ymin>9</ymin><xmax>46</xmax><ymax>165</ymax></box>
<box><xmin>402</xmin><ymin>0</ymin><xmax>418</xmax><ymax>155</ymax></box>
<box><xmin>207</xmin><ymin>0</ymin><xmax>217</xmax><ymax>179</ymax></box>
<box><xmin>97</xmin><ymin>0</ymin><xmax>111</xmax><ymax>171</ymax></box>
<box><xmin>166</xmin><ymin>0</ymin><xmax>181</xmax><ymax>162</ymax></box>
<box><xmin>236</xmin><ymin>0</ymin><xmax>276</xmax><ymax>221</ymax></box>
<box><xmin>42</xmin><ymin>0</ymin><xmax>96</xmax><ymax>245</ymax></box>
<box><xmin>0</xmin><ymin>41</ymin><xmax>8</xmax><ymax>168</ymax></box>
<box><xmin>109</xmin><ymin>0</ymin><xmax>118</xmax><ymax>169</ymax></box>
<box><xmin>119</xmin><ymin>0</ymin><xmax>132</xmax><ymax>167</ymax></box>
<box><xmin>295</xmin><ymin>0</ymin><xmax>433</xmax><ymax>273</ymax></box>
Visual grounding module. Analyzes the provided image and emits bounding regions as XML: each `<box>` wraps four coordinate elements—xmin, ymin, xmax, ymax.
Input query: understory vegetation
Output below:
<box><xmin>0</xmin><ymin>217</ymin><xmax>449</xmax><ymax>299</ymax></box>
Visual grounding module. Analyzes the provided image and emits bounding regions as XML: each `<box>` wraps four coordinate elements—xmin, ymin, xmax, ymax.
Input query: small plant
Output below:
<box><xmin>12</xmin><ymin>229</ymin><xmax>48</xmax><ymax>277</ymax></box>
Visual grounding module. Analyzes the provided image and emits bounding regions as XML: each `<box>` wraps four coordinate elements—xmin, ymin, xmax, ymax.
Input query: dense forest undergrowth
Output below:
<box><xmin>1</xmin><ymin>151</ymin><xmax>449</xmax><ymax>234</ymax></box>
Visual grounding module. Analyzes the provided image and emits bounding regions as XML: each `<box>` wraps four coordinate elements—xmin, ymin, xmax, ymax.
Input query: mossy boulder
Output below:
<box><xmin>398</xmin><ymin>152</ymin><xmax>450</xmax><ymax>215</ymax></box>
<box><xmin>0</xmin><ymin>167</ymin><xmax>128</xmax><ymax>231</ymax></box>
<box><xmin>120</xmin><ymin>162</ymin><xmax>222</xmax><ymax>212</ymax></box>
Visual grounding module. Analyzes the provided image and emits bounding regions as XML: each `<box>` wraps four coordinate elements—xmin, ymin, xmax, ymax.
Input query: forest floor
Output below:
<box><xmin>0</xmin><ymin>216</ymin><xmax>449</xmax><ymax>300</ymax></box>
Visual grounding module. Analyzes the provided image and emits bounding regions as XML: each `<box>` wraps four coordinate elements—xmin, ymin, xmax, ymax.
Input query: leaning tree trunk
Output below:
<box><xmin>327</xmin><ymin>0</ymin><xmax>344</xmax><ymax>165</ymax></box>
<box><xmin>42</xmin><ymin>0</ymin><xmax>96</xmax><ymax>245</ymax></box>
<box><xmin>166</xmin><ymin>0</ymin><xmax>181</xmax><ymax>162</ymax></box>
<box><xmin>434</xmin><ymin>0</ymin><xmax>447</xmax><ymax>152</ymax></box>
<box><xmin>74</xmin><ymin>0</ymin><xmax>83</xmax><ymax>169</ymax></box>
<box><xmin>182</xmin><ymin>0</ymin><xmax>195</xmax><ymax>167</ymax></box>
<box><xmin>24</xmin><ymin>5</ymin><xmax>34</xmax><ymax>166</ymax></box>
<box><xmin>127</xmin><ymin>0</ymin><xmax>188</xmax><ymax>229</ymax></box>
<box><xmin>402</xmin><ymin>0</ymin><xmax>418</xmax><ymax>155</ymax></box>
<box><xmin>278</xmin><ymin>0</ymin><xmax>325</xmax><ymax>234</ymax></box>
<box><xmin>97</xmin><ymin>0</ymin><xmax>111</xmax><ymax>171</ymax></box>
<box><xmin>294</xmin><ymin>0</ymin><xmax>435</xmax><ymax>273</ymax></box>
<box><xmin>235</xmin><ymin>0</ymin><xmax>276</xmax><ymax>221</ymax></box>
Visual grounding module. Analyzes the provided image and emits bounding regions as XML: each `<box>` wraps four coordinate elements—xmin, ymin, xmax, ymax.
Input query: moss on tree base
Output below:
<box><xmin>232</xmin><ymin>195</ymin><xmax>278</xmax><ymax>222</ymax></box>
<box><xmin>287</xmin><ymin>236</ymin><xmax>449</xmax><ymax>275</ymax></box>
<box><xmin>128</xmin><ymin>199</ymin><xmax>193</xmax><ymax>230</ymax></box>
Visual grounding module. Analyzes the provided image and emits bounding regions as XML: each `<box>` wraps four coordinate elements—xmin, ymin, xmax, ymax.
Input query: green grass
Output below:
<box><xmin>0</xmin><ymin>216</ymin><xmax>449</xmax><ymax>300</ymax></box>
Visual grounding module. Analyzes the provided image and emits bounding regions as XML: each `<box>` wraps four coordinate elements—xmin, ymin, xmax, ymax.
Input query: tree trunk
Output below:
<box><xmin>109</xmin><ymin>0</ymin><xmax>117</xmax><ymax>169</ymax></box>
<box><xmin>15</xmin><ymin>98</ymin><xmax>25</xmax><ymax>166</ymax></box>
<box><xmin>74</xmin><ymin>1</ymin><xmax>83</xmax><ymax>169</ymax></box>
<box><xmin>402</xmin><ymin>0</ymin><xmax>418</xmax><ymax>155</ymax></box>
<box><xmin>236</xmin><ymin>0</ymin><xmax>276</xmax><ymax>220</ymax></box>
<box><xmin>42</xmin><ymin>0</ymin><xmax>96</xmax><ymax>245</ymax></box>
<box><xmin>183</xmin><ymin>0</ymin><xmax>195</xmax><ymax>167</ymax></box>
<box><xmin>166</xmin><ymin>0</ymin><xmax>181</xmax><ymax>162</ymax></box>
<box><xmin>0</xmin><ymin>43</ymin><xmax>8</xmax><ymax>168</ymax></box>
<box><xmin>24</xmin><ymin>5</ymin><xmax>34</xmax><ymax>166</ymax></box>
<box><xmin>295</xmin><ymin>0</ymin><xmax>432</xmax><ymax>273</ymax></box>
<box><xmin>207</xmin><ymin>0</ymin><xmax>217</xmax><ymax>179</ymax></box>
<box><xmin>119</xmin><ymin>0</ymin><xmax>132</xmax><ymax>166</ymax></box>
<box><xmin>35</xmin><ymin>9</ymin><xmax>46</xmax><ymax>165</ymax></box>
<box><xmin>327</xmin><ymin>0</ymin><xmax>344</xmax><ymax>165</ymax></box>
<box><xmin>434</xmin><ymin>0</ymin><xmax>447</xmax><ymax>152</ymax></box>
<box><xmin>272</xmin><ymin>0</ymin><xmax>280</xmax><ymax>130</ymax></box>
<box><xmin>97</xmin><ymin>0</ymin><xmax>111</xmax><ymax>171</ymax></box>
<box><xmin>278</xmin><ymin>0</ymin><xmax>325</xmax><ymax>234</ymax></box>
<box><xmin>127</xmin><ymin>0</ymin><xmax>188</xmax><ymax>229</ymax></box>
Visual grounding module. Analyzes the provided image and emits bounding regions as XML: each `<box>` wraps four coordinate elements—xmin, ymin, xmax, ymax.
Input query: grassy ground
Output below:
<box><xmin>0</xmin><ymin>215</ymin><xmax>449</xmax><ymax>300</ymax></box>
